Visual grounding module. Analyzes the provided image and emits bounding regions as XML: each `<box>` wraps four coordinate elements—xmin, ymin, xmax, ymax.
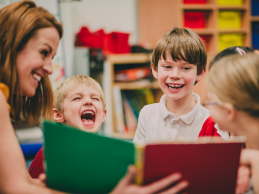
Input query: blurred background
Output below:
<box><xmin>1</xmin><ymin>0</ymin><xmax>258</xmax><ymax>167</ymax></box>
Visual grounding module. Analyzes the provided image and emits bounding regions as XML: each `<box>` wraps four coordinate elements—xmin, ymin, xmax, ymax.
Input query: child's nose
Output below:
<box><xmin>170</xmin><ymin>68</ymin><xmax>181</xmax><ymax>79</ymax></box>
<box><xmin>83</xmin><ymin>97</ymin><xmax>93</xmax><ymax>106</ymax></box>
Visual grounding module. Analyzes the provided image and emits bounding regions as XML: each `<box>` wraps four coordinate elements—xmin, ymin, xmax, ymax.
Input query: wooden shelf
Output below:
<box><xmin>217</xmin><ymin>5</ymin><xmax>248</xmax><ymax>11</ymax></box>
<box><xmin>217</xmin><ymin>29</ymin><xmax>248</xmax><ymax>34</ymax></box>
<box><xmin>193</xmin><ymin>29</ymin><xmax>215</xmax><ymax>35</ymax></box>
<box><xmin>181</xmin><ymin>4</ymin><xmax>214</xmax><ymax>10</ymax></box>
<box><xmin>251</xmin><ymin>16</ymin><xmax>259</xmax><ymax>22</ymax></box>
<box><xmin>107</xmin><ymin>53</ymin><xmax>151</xmax><ymax>64</ymax></box>
<box><xmin>114</xmin><ymin>80</ymin><xmax>159</xmax><ymax>90</ymax></box>
<box><xmin>112</xmin><ymin>132</ymin><xmax>135</xmax><ymax>139</ymax></box>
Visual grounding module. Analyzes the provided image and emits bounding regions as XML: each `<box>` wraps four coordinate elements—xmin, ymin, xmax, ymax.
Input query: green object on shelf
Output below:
<box><xmin>43</xmin><ymin>121</ymin><xmax>135</xmax><ymax>194</ymax></box>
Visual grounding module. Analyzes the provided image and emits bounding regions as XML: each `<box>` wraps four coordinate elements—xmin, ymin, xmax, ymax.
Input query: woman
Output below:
<box><xmin>0</xmin><ymin>1</ymin><xmax>187</xmax><ymax>193</ymax></box>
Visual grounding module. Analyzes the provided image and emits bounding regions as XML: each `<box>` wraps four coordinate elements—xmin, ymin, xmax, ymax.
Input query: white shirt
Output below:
<box><xmin>133</xmin><ymin>93</ymin><xmax>211</xmax><ymax>144</ymax></box>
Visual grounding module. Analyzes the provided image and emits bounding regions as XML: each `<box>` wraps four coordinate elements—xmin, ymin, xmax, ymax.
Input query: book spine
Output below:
<box><xmin>113</xmin><ymin>86</ymin><xmax>126</xmax><ymax>133</ymax></box>
<box><xmin>123</xmin><ymin>91</ymin><xmax>139</xmax><ymax>119</ymax></box>
<box><xmin>135</xmin><ymin>144</ymin><xmax>145</xmax><ymax>185</ymax></box>
<box><xmin>122</xmin><ymin>93</ymin><xmax>138</xmax><ymax>132</ymax></box>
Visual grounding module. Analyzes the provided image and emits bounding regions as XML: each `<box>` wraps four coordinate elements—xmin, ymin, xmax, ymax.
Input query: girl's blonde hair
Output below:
<box><xmin>0</xmin><ymin>1</ymin><xmax>63</xmax><ymax>125</ymax></box>
<box><xmin>207</xmin><ymin>53</ymin><xmax>259</xmax><ymax>117</ymax></box>
<box><xmin>54</xmin><ymin>75</ymin><xmax>106</xmax><ymax>113</ymax></box>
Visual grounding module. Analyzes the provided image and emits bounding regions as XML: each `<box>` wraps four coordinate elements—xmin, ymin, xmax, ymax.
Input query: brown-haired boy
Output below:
<box><xmin>29</xmin><ymin>75</ymin><xmax>107</xmax><ymax>178</ymax></box>
<box><xmin>133</xmin><ymin>27</ymin><xmax>215</xmax><ymax>143</ymax></box>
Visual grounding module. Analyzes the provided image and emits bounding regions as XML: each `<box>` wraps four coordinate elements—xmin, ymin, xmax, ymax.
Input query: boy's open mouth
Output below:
<box><xmin>81</xmin><ymin>110</ymin><xmax>95</xmax><ymax>125</ymax></box>
<box><xmin>166</xmin><ymin>83</ymin><xmax>185</xmax><ymax>90</ymax></box>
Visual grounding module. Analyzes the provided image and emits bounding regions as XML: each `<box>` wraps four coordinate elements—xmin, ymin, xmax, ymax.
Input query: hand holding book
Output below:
<box><xmin>111</xmin><ymin>166</ymin><xmax>188</xmax><ymax>194</ymax></box>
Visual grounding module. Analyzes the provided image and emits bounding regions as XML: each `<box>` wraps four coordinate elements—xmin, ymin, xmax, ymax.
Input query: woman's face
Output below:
<box><xmin>16</xmin><ymin>27</ymin><xmax>60</xmax><ymax>97</ymax></box>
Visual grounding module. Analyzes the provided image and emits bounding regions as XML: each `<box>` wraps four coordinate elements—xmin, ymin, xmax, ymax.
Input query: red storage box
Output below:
<box><xmin>200</xmin><ymin>35</ymin><xmax>209</xmax><ymax>50</ymax></box>
<box><xmin>184</xmin><ymin>12</ymin><xmax>205</xmax><ymax>28</ymax></box>
<box><xmin>184</xmin><ymin>0</ymin><xmax>206</xmax><ymax>4</ymax></box>
<box><xmin>75</xmin><ymin>27</ymin><xmax>104</xmax><ymax>48</ymax></box>
<box><xmin>103</xmin><ymin>32</ymin><xmax>130</xmax><ymax>54</ymax></box>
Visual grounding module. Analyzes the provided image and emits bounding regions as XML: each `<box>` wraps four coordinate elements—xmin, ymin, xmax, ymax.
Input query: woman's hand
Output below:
<box><xmin>111</xmin><ymin>166</ymin><xmax>188</xmax><ymax>194</ymax></box>
<box><xmin>38</xmin><ymin>173</ymin><xmax>47</xmax><ymax>184</ymax></box>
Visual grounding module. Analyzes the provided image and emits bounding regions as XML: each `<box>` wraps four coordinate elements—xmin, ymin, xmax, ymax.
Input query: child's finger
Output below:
<box><xmin>235</xmin><ymin>165</ymin><xmax>250</xmax><ymax>194</ymax></box>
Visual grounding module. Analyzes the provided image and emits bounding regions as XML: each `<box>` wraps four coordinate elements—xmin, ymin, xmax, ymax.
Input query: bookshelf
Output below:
<box><xmin>103</xmin><ymin>53</ymin><xmax>163</xmax><ymax>138</ymax></box>
<box><xmin>104</xmin><ymin>0</ymin><xmax>256</xmax><ymax>138</ymax></box>
<box><xmin>137</xmin><ymin>0</ymin><xmax>252</xmax><ymax>106</ymax></box>
<box><xmin>138</xmin><ymin>0</ymin><xmax>252</xmax><ymax>56</ymax></box>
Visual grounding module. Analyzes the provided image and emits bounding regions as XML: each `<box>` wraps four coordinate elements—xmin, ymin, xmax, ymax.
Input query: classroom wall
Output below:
<box><xmin>60</xmin><ymin>0</ymin><xmax>138</xmax><ymax>78</ymax></box>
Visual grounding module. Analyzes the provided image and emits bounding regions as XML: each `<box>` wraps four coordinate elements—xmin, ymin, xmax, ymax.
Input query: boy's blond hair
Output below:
<box><xmin>151</xmin><ymin>27</ymin><xmax>207</xmax><ymax>75</ymax></box>
<box><xmin>207</xmin><ymin>53</ymin><xmax>259</xmax><ymax>117</ymax></box>
<box><xmin>54</xmin><ymin>75</ymin><xmax>106</xmax><ymax>112</ymax></box>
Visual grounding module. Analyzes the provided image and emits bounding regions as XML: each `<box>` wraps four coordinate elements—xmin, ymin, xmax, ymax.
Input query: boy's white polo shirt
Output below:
<box><xmin>133</xmin><ymin>93</ymin><xmax>211</xmax><ymax>144</ymax></box>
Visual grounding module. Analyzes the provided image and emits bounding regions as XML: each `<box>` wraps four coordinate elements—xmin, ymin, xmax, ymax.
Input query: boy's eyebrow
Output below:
<box><xmin>68</xmin><ymin>92</ymin><xmax>100</xmax><ymax>98</ymax></box>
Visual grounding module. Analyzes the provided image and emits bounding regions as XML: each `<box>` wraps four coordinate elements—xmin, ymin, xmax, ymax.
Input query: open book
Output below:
<box><xmin>43</xmin><ymin>121</ymin><xmax>244</xmax><ymax>194</ymax></box>
<box><xmin>135</xmin><ymin>137</ymin><xmax>244</xmax><ymax>194</ymax></box>
<box><xmin>43</xmin><ymin>121</ymin><xmax>135</xmax><ymax>194</ymax></box>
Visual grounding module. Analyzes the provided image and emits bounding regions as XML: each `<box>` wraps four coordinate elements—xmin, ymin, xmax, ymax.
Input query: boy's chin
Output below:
<box><xmin>79</xmin><ymin>126</ymin><xmax>99</xmax><ymax>133</ymax></box>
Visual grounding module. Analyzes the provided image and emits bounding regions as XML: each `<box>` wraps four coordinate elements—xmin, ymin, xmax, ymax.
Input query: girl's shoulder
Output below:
<box><xmin>0</xmin><ymin>83</ymin><xmax>11</xmax><ymax>112</ymax></box>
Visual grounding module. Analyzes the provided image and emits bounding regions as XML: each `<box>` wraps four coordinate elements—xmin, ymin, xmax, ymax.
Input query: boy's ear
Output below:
<box><xmin>196</xmin><ymin>69</ymin><xmax>206</xmax><ymax>82</ymax></box>
<box><xmin>53</xmin><ymin>108</ymin><xmax>65</xmax><ymax>123</ymax></box>
<box><xmin>102</xmin><ymin>109</ymin><xmax>107</xmax><ymax>122</ymax></box>
<box><xmin>151</xmin><ymin>64</ymin><xmax>158</xmax><ymax>79</ymax></box>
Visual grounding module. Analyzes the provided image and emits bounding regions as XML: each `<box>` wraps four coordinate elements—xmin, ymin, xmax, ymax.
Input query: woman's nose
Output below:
<box><xmin>43</xmin><ymin>58</ymin><xmax>53</xmax><ymax>75</ymax></box>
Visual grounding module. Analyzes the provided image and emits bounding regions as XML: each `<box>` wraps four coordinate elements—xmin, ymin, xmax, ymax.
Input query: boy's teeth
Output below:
<box><xmin>168</xmin><ymin>84</ymin><xmax>184</xmax><ymax>89</ymax></box>
<box><xmin>32</xmin><ymin>74</ymin><xmax>41</xmax><ymax>82</ymax></box>
<box><xmin>83</xmin><ymin>111</ymin><xmax>94</xmax><ymax>115</ymax></box>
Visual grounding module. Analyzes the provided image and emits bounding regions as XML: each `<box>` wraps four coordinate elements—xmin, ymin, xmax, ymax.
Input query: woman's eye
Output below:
<box><xmin>73</xmin><ymin>97</ymin><xmax>81</xmax><ymax>101</ymax></box>
<box><xmin>41</xmin><ymin>50</ymin><xmax>48</xmax><ymax>57</ymax></box>
<box><xmin>164</xmin><ymin>66</ymin><xmax>171</xmax><ymax>69</ymax></box>
<box><xmin>183</xmin><ymin>67</ymin><xmax>190</xmax><ymax>70</ymax></box>
<box><xmin>93</xmin><ymin>98</ymin><xmax>100</xmax><ymax>101</ymax></box>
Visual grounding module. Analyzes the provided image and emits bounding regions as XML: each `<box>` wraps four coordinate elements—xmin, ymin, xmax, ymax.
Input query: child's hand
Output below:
<box><xmin>111</xmin><ymin>165</ymin><xmax>188</xmax><ymax>194</ymax></box>
<box><xmin>235</xmin><ymin>165</ymin><xmax>250</xmax><ymax>194</ymax></box>
<box><xmin>240</xmin><ymin>149</ymin><xmax>259</xmax><ymax>194</ymax></box>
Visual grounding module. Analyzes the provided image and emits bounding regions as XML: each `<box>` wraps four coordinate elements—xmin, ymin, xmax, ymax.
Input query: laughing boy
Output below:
<box><xmin>133</xmin><ymin>27</ymin><xmax>211</xmax><ymax>143</ymax></box>
<box><xmin>29</xmin><ymin>75</ymin><xmax>107</xmax><ymax>178</ymax></box>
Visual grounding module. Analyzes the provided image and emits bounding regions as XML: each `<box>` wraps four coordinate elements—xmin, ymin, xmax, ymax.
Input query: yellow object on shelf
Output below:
<box><xmin>218</xmin><ymin>34</ymin><xmax>243</xmax><ymax>51</ymax></box>
<box><xmin>218</xmin><ymin>11</ymin><xmax>242</xmax><ymax>29</ymax></box>
<box><xmin>217</xmin><ymin>0</ymin><xmax>243</xmax><ymax>5</ymax></box>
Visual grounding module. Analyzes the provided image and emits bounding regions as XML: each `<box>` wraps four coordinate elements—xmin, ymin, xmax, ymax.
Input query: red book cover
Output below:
<box><xmin>136</xmin><ymin>139</ymin><xmax>243</xmax><ymax>194</ymax></box>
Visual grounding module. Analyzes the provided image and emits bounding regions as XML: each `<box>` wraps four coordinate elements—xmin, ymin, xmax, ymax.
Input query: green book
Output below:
<box><xmin>43</xmin><ymin>121</ymin><xmax>135</xmax><ymax>194</ymax></box>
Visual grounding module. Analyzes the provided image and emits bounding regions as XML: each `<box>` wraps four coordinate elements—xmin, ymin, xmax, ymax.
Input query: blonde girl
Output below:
<box><xmin>206</xmin><ymin>52</ymin><xmax>259</xmax><ymax>193</ymax></box>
